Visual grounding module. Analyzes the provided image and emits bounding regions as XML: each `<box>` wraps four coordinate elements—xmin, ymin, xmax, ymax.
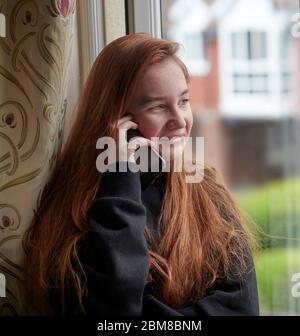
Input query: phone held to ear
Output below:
<box><xmin>126</xmin><ymin>128</ymin><xmax>167</xmax><ymax>172</ymax></box>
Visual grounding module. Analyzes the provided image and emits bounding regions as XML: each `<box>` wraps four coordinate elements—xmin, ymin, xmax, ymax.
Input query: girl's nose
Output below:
<box><xmin>167</xmin><ymin>108</ymin><xmax>187</xmax><ymax>130</ymax></box>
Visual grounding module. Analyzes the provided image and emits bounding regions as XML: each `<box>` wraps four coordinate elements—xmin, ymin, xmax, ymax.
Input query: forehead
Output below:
<box><xmin>136</xmin><ymin>58</ymin><xmax>188</xmax><ymax>97</ymax></box>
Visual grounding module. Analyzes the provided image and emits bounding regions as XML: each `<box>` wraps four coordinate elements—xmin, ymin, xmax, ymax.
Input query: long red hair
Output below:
<box><xmin>23</xmin><ymin>33</ymin><xmax>256</xmax><ymax>315</ymax></box>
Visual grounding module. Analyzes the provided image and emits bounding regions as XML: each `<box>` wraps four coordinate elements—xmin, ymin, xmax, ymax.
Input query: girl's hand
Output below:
<box><xmin>116</xmin><ymin>115</ymin><xmax>154</xmax><ymax>163</ymax></box>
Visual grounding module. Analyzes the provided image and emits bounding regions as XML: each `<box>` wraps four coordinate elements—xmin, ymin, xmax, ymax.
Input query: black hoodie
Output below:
<box><xmin>52</xmin><ymin>161</ymin><xmax>260</xmax><ymax>316</ymax></box>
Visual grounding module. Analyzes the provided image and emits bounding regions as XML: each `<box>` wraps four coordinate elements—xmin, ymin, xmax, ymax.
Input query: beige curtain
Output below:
<box><xmin>0</xmin><ymin>0</ymin><xmax>77</xmax><ymax>315</ymax></box>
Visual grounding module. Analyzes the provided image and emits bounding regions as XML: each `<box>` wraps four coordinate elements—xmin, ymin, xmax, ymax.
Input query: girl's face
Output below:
<box><xmin>127</xmin><ymin>58</ymin><xmax>193</xmax><ymax>160</ymax></box>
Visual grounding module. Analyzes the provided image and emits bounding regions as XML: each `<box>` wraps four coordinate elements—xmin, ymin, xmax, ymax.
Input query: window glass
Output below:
<box><xmin>162</xmin><ymin>0</ymin><xmax>300</xmax><ymax>315</ymax></box>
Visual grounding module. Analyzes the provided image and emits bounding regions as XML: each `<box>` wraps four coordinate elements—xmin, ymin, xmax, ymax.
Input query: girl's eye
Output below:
<box><xmin>150</xmin><ymin>105</ymin><xmax>165</xmax><ymax>110</ymax></box>
<box><xmin>180</xmin><ymin>98</ymin><xmax>189</xmax><ymax>104</ymax></box>
<box><xmin>149</xmin><ymin>99</ymin><xmax>189</xmax><ymax>111</ymax></box>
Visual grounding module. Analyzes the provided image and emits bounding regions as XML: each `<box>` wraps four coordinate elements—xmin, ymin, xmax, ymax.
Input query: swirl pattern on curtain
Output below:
<box><xmin>0</xmin><ymin>0</ymin><xmax>76</xmax><ymax>315</ymax></box>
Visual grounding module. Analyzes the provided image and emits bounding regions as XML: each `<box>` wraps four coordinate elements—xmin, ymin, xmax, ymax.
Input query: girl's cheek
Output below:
<box><xmin>141</xmin><ymin>123</ymin><xmax>160</xmax><ymax>138</ymax></box>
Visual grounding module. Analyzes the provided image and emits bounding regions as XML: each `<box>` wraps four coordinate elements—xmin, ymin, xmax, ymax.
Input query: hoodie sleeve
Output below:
<box><xmin>81</xmin><ymin>161</ymin><xmax>150</xmax><ymax>316</ymax></box>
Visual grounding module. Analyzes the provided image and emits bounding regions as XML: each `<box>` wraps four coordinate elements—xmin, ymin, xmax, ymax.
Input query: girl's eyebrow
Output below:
<box><xmin>138</xmin><ymin>89</ymin><xmax>189</xmax><ymax>106</ymax></box>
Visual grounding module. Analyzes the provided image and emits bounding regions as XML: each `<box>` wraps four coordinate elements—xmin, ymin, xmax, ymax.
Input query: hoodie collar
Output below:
<box><xmin>140</xmin><ymin>170</ymin><xmax>165</xmax><ymax>191</ymax></box>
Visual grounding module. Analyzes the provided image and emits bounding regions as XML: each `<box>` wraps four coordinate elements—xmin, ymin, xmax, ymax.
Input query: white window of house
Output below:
<box><xmin>185</xmin><ymin>33</ymin><xmax>205</xmax><ymax>60</ymax></box>
<box><xmin>231</xmin><ymin>30</ymin><xmax>269</xmax><ymax>96</ymax></box>
<box><xmin>281</xmin><ymin>27</ymin><xmax>294</xmax><ymax>95</ymax></box>
<box><xmin>181</xmin><ymin>32</ymin><xmax>210</xmax><ymax>75</ymax></box>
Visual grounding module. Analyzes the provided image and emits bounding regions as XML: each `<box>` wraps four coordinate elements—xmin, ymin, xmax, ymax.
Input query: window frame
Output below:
<box><xmin>231</xmin><ymin>30</ymin><xmax>270</xmax><ymax>96</ymax></box>
<box><xmin>77</xmin><ymin>0</ymin><xmax>105</xmax><ymax>82</ymax></box>
<box><xmin>126</xmin><ymin>0</ymin><xmax>162</xmax><ymax>38</ymax></box>
<box><xmin>77</xmin><ymin>0</ymin><xmax>126</xmax><ymax>83</ymax></box>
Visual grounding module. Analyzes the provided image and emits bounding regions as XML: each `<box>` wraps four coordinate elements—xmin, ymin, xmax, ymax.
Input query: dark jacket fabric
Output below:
<box><xmin>52</xmin><ymin>161</ymin><xmax>260</xmax><ymax>316</ymax></box>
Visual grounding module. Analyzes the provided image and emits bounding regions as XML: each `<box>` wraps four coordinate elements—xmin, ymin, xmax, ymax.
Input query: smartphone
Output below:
<box><xmin>126</xmin><ymin>128</ymin><xmax>167</xmax><ymax>172</ymax></box>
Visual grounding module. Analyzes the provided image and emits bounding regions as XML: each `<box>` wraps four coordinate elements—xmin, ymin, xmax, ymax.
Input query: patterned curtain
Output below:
<box><xmin>0</xmin><ymin>0</ymin><xmax>76</xmax><ymax>315</ymax></box>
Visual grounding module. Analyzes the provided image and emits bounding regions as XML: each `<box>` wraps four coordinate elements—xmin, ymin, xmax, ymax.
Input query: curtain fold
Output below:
<box><xmin>0</xmin><ymin>0</ymin><xmax>76</xmax><ymax>315</ymax></box>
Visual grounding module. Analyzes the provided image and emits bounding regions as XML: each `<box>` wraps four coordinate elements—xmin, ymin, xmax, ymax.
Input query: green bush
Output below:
<box><xmin>233</xmin><ymin>178</ymin><xmax>300</xmax><ymax>314</ymax></box>
<box><xmin>236</xmin><ymin>177</ymin><xmax>300</xmax><ymax>248</ymax></box>
<box><xmin>254</xmin><ymin>247</ymin><xmax>300</xmax><ymax>315</ymax></box>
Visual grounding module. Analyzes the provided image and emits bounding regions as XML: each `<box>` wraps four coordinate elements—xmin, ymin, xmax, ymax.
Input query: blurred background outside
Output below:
<box><xmin>162</xmin><ymin>0</ymin><xmax>300</xmax><ymax>315</ymax></box>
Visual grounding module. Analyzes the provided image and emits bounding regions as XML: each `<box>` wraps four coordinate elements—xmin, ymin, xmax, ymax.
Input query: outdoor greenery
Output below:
<box><xmin>254</xmin><ymin>247</ymin><xmax>300</xmax><ymax>315</ymax></box>
<box><xmin>235</xmin><ymin>177</ymin><xmax>300</xmax><ymax>314</ymax></box>
<box><xmin>237</xmin><ymin>177</ymin><xmax>300</xmax><ymax>248</ymax></box>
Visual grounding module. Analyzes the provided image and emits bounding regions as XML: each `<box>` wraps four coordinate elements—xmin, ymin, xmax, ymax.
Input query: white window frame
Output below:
<box><xmin>219</xmin><ymin>24</ymin><xmax>291</xmax><ymax>120</ymax></box>
<box><xmin>77</xmin><ymin>0</ymin><xmax>126</xmax><ymax>83</ymax></box>
<box><xmin>181</xmin><ymin>32</ymin><xmax>210</xmax><ymax>76</ymax></box>
<box><xmin>77</xmin><ymin>0</ymin><xmax>105</xmax><ymax>82</ymax></box>
<box><xmin>0</xmin><ymin>12</ymin><xmax>6</xmax><ymax>38</ymax></box>
<box><xmin>231</xmin><ymin>30</ymin><xmax>269</xmax><ymax>96</ymax></box>
<box><xmin>184</xmin><ymin>33</ymin><xmax>205</xmax><ymax>61</ymax></box>
<box><xmin>130</xmin><ymin>0</ymin><xmax>162</xmax><ymax>38</ymax></box>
